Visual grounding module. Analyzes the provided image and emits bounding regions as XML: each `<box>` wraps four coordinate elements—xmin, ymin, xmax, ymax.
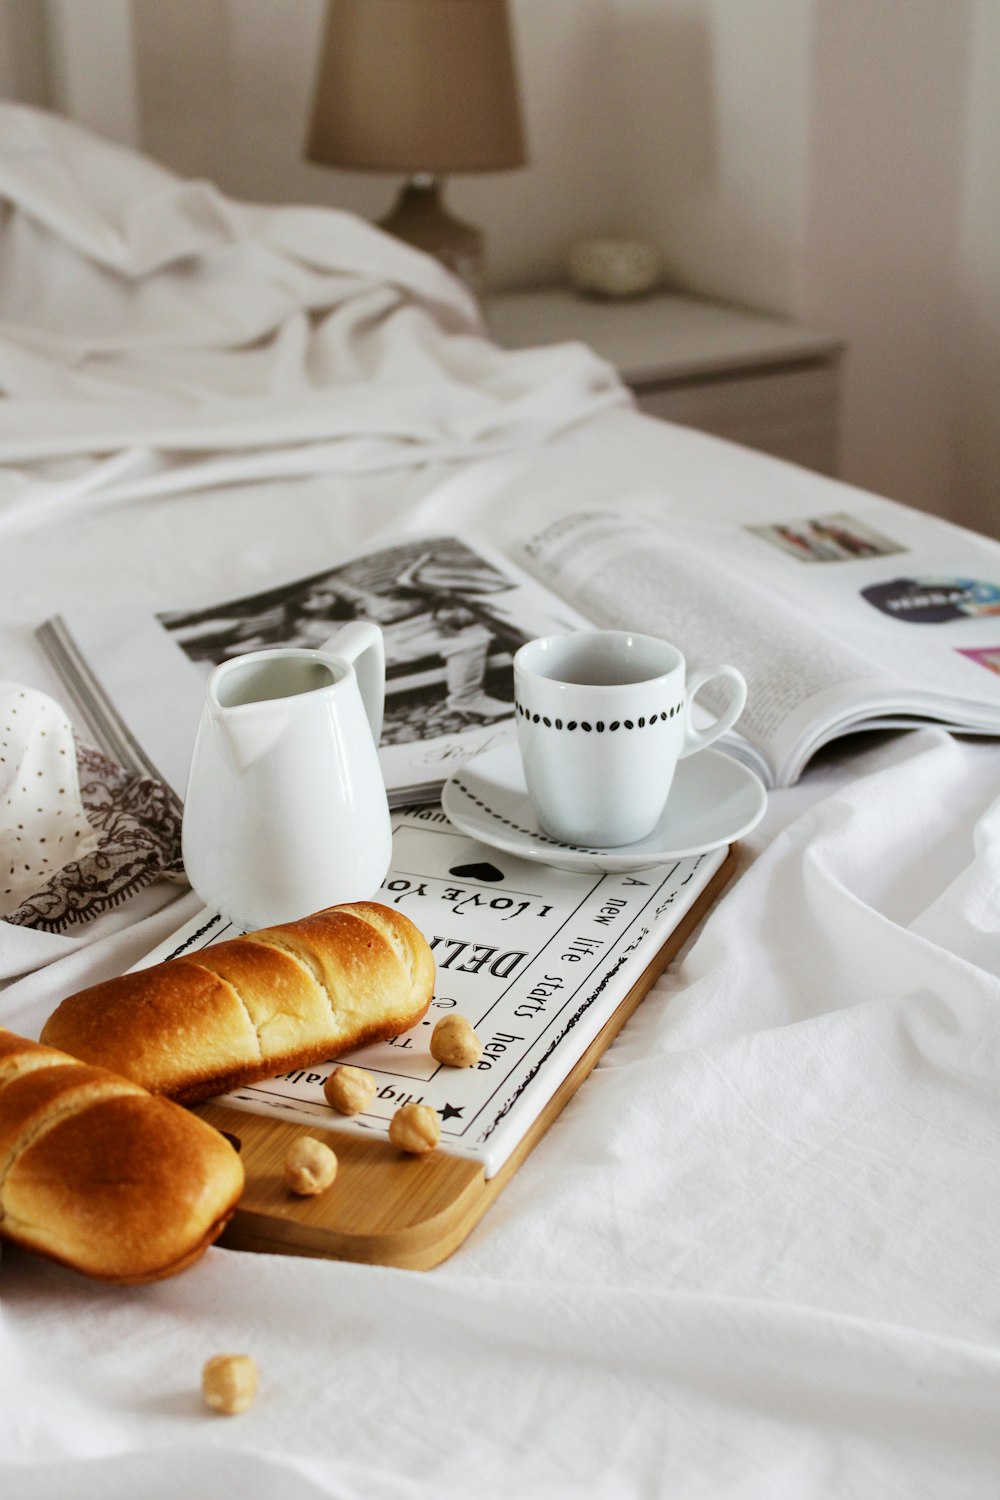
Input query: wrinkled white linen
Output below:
<box><xmin>2</xmin><ymin>105</ymin><xmax>1000</xmax><ymax>1500</ymax></box>
<box><xmin>4</xmin><ymin>727</ymin><xmax>1000</xmax><ymax>1499</ymax></box>
<box><xmin>0</xmin><ymin>104</ymin><xmax>625</xmax><ymax>531</ymax></box>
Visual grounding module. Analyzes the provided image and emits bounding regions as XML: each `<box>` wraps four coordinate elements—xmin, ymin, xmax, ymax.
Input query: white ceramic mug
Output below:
<box><xmin>513</xmin><ymin>630</ymin><xmax>747</xmax><ymax>848</ymax></box>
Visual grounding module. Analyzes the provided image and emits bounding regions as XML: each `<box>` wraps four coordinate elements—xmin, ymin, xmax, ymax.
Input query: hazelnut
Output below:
<box><xmin>201</xmin><ymin>1353</ymin><xmax>259</xmax><ymax>1415</ymax></box>
<box><xmin>430</xmin><ymin>1013</ymin><xmax>483</xmax><ymax>1068</ymax></box>
<box><xmin>324</xmin><ymin>1064</ymin><xmax>377</xmax><ymax>1115</ymax></box>
<box><xmin>389</xmin><ymin>1102</ymin><xmax>440</xmax><ymax>1155</ymax></box>
<box><xmin>283</xmin><ymin>1136</ymin><xmax>338</xmax><ymax>1196</ymax></box>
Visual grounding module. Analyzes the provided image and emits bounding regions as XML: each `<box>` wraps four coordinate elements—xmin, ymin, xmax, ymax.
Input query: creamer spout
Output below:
<box><xmin>213</xmin><ymin>698</ymin><xmax>293</xmax><ymax>776</ymax></box>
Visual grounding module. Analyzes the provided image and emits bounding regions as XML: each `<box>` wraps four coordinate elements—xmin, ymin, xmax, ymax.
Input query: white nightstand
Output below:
<box><xmin>483</xmin><ymin>287</ymin><xmax>845</xmax><ymax>476</ymax></box>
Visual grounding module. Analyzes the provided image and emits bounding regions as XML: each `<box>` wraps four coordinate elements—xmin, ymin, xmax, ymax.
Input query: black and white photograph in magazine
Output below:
<box><xmin>157</xmin><ymin>537</ymin><xmax>534</xmax><ymax>745</ymax></box>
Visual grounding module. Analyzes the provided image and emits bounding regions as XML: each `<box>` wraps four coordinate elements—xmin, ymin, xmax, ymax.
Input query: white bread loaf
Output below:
<box><xmin>40</xmin><ymin>901</ymin><xmax>435</xmax><ymax>1105</ymax></box>
<box><xmin>0</xmin><ymin>1027</ymin><xmax>244</xmax><ymax>1283</ymax></box>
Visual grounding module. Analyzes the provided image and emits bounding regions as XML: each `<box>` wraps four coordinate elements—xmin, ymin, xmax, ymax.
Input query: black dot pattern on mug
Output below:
<box><xmin>451</xmin><ymin>778</ymin><xmax>604</xmax><ymax>854</ymax></box>
<box><xmin>514</xmin><ymin>700</ymin><xmax>683</xmax><ymax>730</ymax></box>
<box><xmin>0</xmin><ymin>687</ymin><xmax>91</xmax><ymax>915</ymax></box>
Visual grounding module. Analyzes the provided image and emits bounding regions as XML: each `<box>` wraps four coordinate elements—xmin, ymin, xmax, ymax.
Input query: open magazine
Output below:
<box><xmin>38</xmin><ymin>504</ymin><xmax>1000</xmax><ymax>795</ymax></box>
<box><xmin>38</xmin><ymin>535</ymin><xmax>585</xmax><ymax>805</ymax></box>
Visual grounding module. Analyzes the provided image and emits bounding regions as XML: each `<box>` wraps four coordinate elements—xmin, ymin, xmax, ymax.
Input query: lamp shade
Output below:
<box><xmin>307</xmin><ymin>0</ymin><xmax>527</xmax><ymax>176</ymax></box>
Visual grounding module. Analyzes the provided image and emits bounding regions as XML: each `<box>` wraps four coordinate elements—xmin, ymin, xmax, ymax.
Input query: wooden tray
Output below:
<box><xmin>195</xmin><ymin>845</ymin><xmax>737</xmax><ymax>1270</ymax></box>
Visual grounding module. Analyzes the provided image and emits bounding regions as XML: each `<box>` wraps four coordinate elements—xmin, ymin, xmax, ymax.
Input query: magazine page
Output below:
<box><xmin>38</xmin><ymin>534</ymin><xmax>588</xmax><ymax>804</ymax></box>
<box><xmin>133</xmin><ymin>804</ymin><xmax>730</xmax><ymax>1179</ymax></box>
<box><xmin>517</xmin><ymin>509</ymin><xmax>1000</xmax><ymax>785</ymax></box>
<box><xmin>705</xmin><ymin>503</ymin><xmax>1000</xmax><ymax>712</ymax></box>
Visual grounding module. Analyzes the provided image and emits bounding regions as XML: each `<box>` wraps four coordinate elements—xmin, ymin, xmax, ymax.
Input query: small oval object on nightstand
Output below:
<box><xmin>568</xmin><ymin>237</ymin><xmax>661</xmax><ymax>299</ymax></box>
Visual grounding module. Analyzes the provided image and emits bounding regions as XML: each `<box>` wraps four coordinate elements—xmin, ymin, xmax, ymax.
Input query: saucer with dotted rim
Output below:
<box><xmin>441</xmin><ymin>743</ymin><xmax>767</xmax><ymax>873</ymax></box>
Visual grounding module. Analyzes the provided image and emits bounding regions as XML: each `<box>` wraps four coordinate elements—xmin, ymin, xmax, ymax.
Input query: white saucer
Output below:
<box><xmin>441</xmin><ymin>744</ymin><xmax>767</xmax><ymax>873</ymax></box>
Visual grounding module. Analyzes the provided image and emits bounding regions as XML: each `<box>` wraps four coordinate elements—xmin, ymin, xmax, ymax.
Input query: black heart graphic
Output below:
<box><xmin>449</xmin><ymin>861</ymin><xmax>505</xmax><ymax>882</ymax></box>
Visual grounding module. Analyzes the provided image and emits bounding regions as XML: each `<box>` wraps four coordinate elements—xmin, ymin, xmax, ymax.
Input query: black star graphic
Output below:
<box><xmin>439</xmin><ymin>1103</ymin><xmax>464</xmax><ymax>1122</ymax></box>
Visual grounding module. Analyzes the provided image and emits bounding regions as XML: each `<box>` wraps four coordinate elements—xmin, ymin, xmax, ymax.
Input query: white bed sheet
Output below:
<box><xmin>2</xmin><ymin>106</ymin><xmax>1000</xmax><ymax>1500</ymax></box>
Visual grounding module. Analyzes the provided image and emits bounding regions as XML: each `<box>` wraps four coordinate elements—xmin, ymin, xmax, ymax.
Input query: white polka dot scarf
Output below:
<box><xmin>1</xmin><ymin>684</ymin><xmax>182</xmax><ymax>932</ymax></box>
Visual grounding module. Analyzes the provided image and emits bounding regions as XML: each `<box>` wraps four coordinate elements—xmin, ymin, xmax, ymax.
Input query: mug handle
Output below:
<box><xmin>679</xmin><ymin>665</ymin><xmax>747</xmax><ymax>758</ymax></box>
<box><xmin>321</xmin><ymin>621</ymin><xmax>385</xmax><ymax>746</ymax></box>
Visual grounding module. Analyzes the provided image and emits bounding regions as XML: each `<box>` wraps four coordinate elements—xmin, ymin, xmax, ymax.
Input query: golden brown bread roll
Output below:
<box><xmin>0</xmin><ymin>1027</ymin><xmax>244</xmax><ymax>1283</ymax></box>
<box><xmin>40</xmin><ymin>900</ymin><xmax>435</xmax><ymax>1105</ymax></box>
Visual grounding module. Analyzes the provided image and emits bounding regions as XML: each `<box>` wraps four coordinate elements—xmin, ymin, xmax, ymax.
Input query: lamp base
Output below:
<box><xmin>380</xmin><ymin>177</ymin><xmax>483</xmax><ymax>294</ymax></box>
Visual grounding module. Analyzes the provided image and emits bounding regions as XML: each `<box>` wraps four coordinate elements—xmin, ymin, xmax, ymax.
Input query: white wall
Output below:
<box><xmin>952</xmin><ymin>0</ymin><xmax>1000</xmax><ymax>541</ymax></box>
<box><xmin>0</xmin><ymin>0</ymin><xmax>50</xmax><ymax>105</ymax></box>
<box><xmin>798</xmin><ymin>0</ymin><xmax>974</xmax><ymax>520</ymax></box>
<box><xmin>608</xmin><ymin>0</ymin><xmax>813</xmax><ymax>316</ymax></box>
<box><xmin>2</xmin><ymin>0</ymin><xmax>997</xmax><ymax>535</ymax></box>
<box><xmin>603</xmin><ymin>0</ymin><xmax>993</xmax><ymax>532</ymax></box>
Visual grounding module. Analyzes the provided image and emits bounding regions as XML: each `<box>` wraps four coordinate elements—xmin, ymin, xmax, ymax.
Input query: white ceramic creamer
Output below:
<box><xmin>181</xmin><ymin>621</ymin><xmax>392</xmax><ymax>929</ymax></box>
